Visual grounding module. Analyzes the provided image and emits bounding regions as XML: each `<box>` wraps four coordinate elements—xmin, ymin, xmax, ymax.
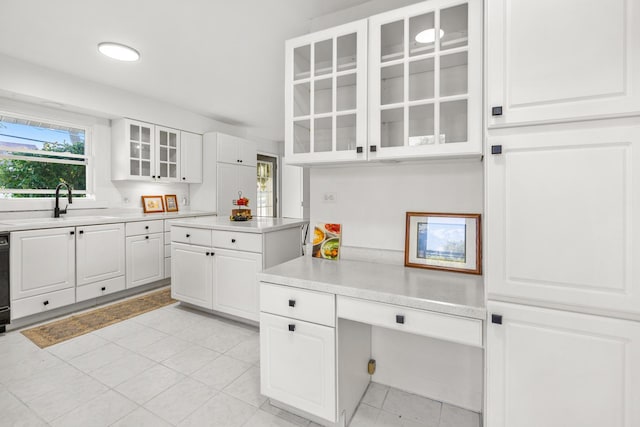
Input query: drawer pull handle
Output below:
<box><xmin>288</xmin><ymin>299</ymin><xmax>296</xmax><ymax>307</ymax></box>
<box><xmin>491</xmin><ymin>314</ymin><xmax>503</xmax><ymax>325</ymax></box>
<box><xmin>101</xmin><ymin>287</ymin><xmax>106</xmax><ymax>291</ymax></box>
<box><xmin>396</xmin><ymin>315</ymin><xmax>405</xmax><ymax>324</ymax></box>
<box><xmin>231</xmin><ymin>238</ymin><xmax>236</xmax><ymax>243</ymax></box>
<box><xmin>43</xmin><ymin>300</ymin><xmax>49</xmax><ymax>306</ymax></box>
<box><xmin>288</xmin><ymin>324</ymin><xmax>296</xmax><ymax>332</ymax></box>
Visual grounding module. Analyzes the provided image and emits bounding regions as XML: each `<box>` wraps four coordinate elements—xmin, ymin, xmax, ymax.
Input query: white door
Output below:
<box><xmin>180</xmin><ymin>131</ymin><xmax>203</xmax><ymax>183</ymax></box>
<box><xmin>486</xmin><ymin>301</ymin><xmax>640</xmax><ymax>427</ymax></box>
<box><xmin>486</xmin><ymin>0</ymin><xmax>640</xmax><ymax>127</ymax></box>
<box><xmin>155</xmin><ymin>126</ymin><xmax>180</xmax><ymax>181</ymax></box>
<box><xmin>213</xmin><ymin>248</ymin><xmax>261</xmax><ymax>321</ymax></box>
<box><xmin>76</xmin><ymin>223</ymin><xmax>125</xmax><ymax>286</ymax></box>
<box><xmin>260</xmin><ymin>312</ymin><xmax>336</xmax><ymax>422</ymax></box>
<box><xmin>126</xmin><ymin>119</ymin><xmax>155</xmax><ymax>180</ymax></box>
<box><xmin>282</xmin><ymin>164</ymin><xmax>304</xmax><ymax>218</ymax></box>
<box><xmin>126</xmin><ymin>233</ymin><xmax>164</xmax><ymax>288</ymax></box>
<box><xmin>171</xmin><ymin>242</ymin><xmax>213</xmax><ymax>309</ymax></box>
<box><xmin>10</xmin><ymin>227</ymin><xmax>75</xmax><ymax>299</ymax></box>
<box><xmin>486</xmin><ymin>125</ymin><xmax>640</xmax><ymax>317</ymax></box>
<box><xmin>238</xmin><ymin>139</ymin><xmax>257</xmax><ymax>167</ymax></box>
<box><xmin>216</xmin><ymin>133</ymin><xmax>241</xmax><ymax>164</ymax></box>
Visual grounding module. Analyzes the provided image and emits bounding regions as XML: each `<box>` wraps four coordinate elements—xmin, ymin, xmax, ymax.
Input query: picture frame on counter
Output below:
<box><xmin>405</xmin><ymin>212</ymin><xmax>481</xmax><ymax>275</ymax></box>
<box><xmin>141</xmin><ymin>195</ymin><xmax>165</xmax><ymax>213</ymax></box>
<box><xmin>164</xmin><ymin>194</ymin><xmax>178</xmax><ymax>212</ymax></box>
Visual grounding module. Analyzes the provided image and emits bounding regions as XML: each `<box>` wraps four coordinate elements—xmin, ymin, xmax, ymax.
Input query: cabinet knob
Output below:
<box><xmin>231</xmin><ymin>238</ymin><xmax>236</xmax><ymax>243</ymax></box>
<box><xmin>288</xmin><ymin>324</ymin><xmax>296</xmax><ymax>332</ymax></box>
<box><xmin>186</xmin><ymin>234</ymin><xmax>190</xmax><ymax>238</ymax></box>
<box><xmin>101</xmin><ymin>287</ymin><xmax>106</xmax><ymax>291</ymax></box>
<box><xmin>206</xmin><ymin>252</ymin><xmax>210</xmax><ymax>256</ymax></box>
<box><xmin>491</xmin><ymin>314</ymin><xmax>503</xmax><ymax>325</ymax></box>
<box><xmin>288</xmin><ymin>299</ymin><xmax>296</xmax><ymax>307</ymax></box>
<box><xmin>79</xmin><ymin>230</ymin><xmax>84</xmax><ymax>234</ymax></box>
<box><xmin>70</xmin><ymin>231</ymin><xmax>75</xmax><ymax>235</ymax></box>
<box><xmin>145</xmin><ymin>226</ymin><xmax>149</xmax><ymax>230</ymax></box>
<box><xmin>182</xmin><ymin>177</ymin><xmax>186</xmax><ymax>180</ymax></box>
<box><xmin>491</xmin><ymin>106</ymin><xmax>503</xmax><ymax>116</ymax></box>
<box><xmin>152</xmin><ymin>175</ymin><xmax>156</xmax><ymax>179</ymax></box>
<box><xmin>356</xmin><ymin>146</ymin><xmax>363</xmax><ymax>153</ymax></box>
<box><xmin>369</xmin><ymin>145</ymin><xmax>377</xmax><ymax>152</ymax></box>
<box><xmin>43</xmin><ymin>300</ymin><xmax>49</xmax><ymax>306</ymax></box>
<box><xmin>145</xmin><ymin>236</ymin><xmax>149</xmax><ymax>240</ymax></box>
<box><xmin>395</xmin><ymin>315</ymin><xmax>405</xmax><ymax>324</ymax></box>
<box><xmin>210</xmin><ymin>252</ymin><xmax>215</xmax><ymax>256</ymax></box>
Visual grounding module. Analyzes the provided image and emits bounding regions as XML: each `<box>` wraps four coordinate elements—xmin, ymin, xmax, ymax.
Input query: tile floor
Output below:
<box><xmin>0</xmin><ymin>297</ymin><xmax>480</xmax><ymax>426</ymax></box>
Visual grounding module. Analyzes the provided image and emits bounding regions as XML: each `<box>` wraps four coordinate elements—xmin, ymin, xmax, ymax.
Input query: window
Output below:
<box><xmin>0</xmin><ymin>113</ymin><xmax>90</xmax><ymax>198</ymax></box>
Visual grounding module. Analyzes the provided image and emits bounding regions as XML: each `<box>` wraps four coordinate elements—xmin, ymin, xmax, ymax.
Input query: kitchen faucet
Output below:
<box><xmin>54</xmin><ymin>182</ymin><xmax>73</xmax><ymax>218</ymax></box>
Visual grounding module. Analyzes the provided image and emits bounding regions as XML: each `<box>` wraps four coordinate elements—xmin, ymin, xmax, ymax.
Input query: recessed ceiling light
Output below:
<box><xmin>98</xmin><ymin>42</ymin><xmax>140</xmax><ymax>62</ymax></box>
<box><xmin>415</xmin><ymin>28</ymin><xmax>445</xmax><ymax>44</ymax></box>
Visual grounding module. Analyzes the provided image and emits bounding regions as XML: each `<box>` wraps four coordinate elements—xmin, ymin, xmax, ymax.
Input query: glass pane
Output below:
<box><xmin>160</xmin><ymin>131</ymin><xmax>167</xmax><ymax>146</ymax></box>
<box><xmin>315</xmin><ymin>39</ymin><xmax>333</xmax><ymax>76</ymax></box>
<box><xmin>440</xmin><ymin>100</ymin><xmax>468</xmax><ymax>143</ymax></box>
<box><xmin>169</xmin><ymin>133</ymin><xmax>176</xmax><ymax>147</ymax></box>
<box><xmin>141</xmin><ymin>161</ymin><xmax>151</xmax><ymax>176</ymax></box>
<box><xmin>336</xmin><ymin>114</ymin><xmax>356</xmax><ymax>151</ymax></box>
<box><xmin>293</xmin><ymin>120</ymin><xmax>310</xmax><ymax>154</ymax></box>
<box><xmin>381</xmin><ymin>64</ymin><xmax>404</xmax><ymax>105</ymax></box>
<box><xmin>381</xmin><ymin>20</ymin><xmax>404</xmax><ymax>62</ymax></box>
<box><xmin>409</xmin><ymin>12</ymin><xmax>436</xmax><ymax>57</ymax></box>
<box><xmin>130</xmin><ymin>142</ymin><xmax>140</xmax><ymax>159</ymax></box>
<box><xmin>141</xmin><ymin>143</ymin><xmax>150</xmax><ymax>160</ymax></box>
<box><xmin>293</xmin><ymin>82</ymin><xmax>310</xmax><ymax>117</ymax></box>
<box><xmin>130</xmin><ymin>124</ymin><xmax>140</xmax><ymax>142</ymax></box>
<box><xmin>160</xmin><ymin>163</ymin><xmax>167</xmax><ymax>177</ymax></box>
<box><xmin>409</xmin><ymin>58</ymin><xmax>435</xmax><ymax>101</ymax></box>
<box><xmin>441</xmin><ymin>4</ymin><xmax>468</xmax><ymax>51</ymax></box>
<box><xmin>169</xmin><ymin>148</ymin><xmax>177</xmax><ymax>163</ymax></box>
<box><xmin>160</xmin><ymin>147</ymin><xmax>167</xmax><ymax>162</ymax></box>
<box><xmin>314</xmin><ymin>78</ymin><xmax>333</xmax><ymax>114</ymax></box>
<box><xmin>440</xmin><ymin>52</ymin><xmax>468</xmax><ymax>97</ymax></box>
<box><xmin>409</xmin><ymin>104</ymin><xmax>435</xmax><ymax>146</ymax></box>
<box><xmin>169</xmin><ymin>164</ymin><xmax>176</xmax><ymax>178</ymax></box>
<box><xmin>337</xmin><ymin>33</ymin><xmax>357</xmax><ymax>72</ymax></box>
<box><xmin>130</xmin><ymin>159</ymin><xmax>139</xmax><ymax>176</ymax></box>
<box><xmin>294</xmin><ymin>45</ymin><xmax>311</xmax><ymax>80</ymax></box>
<box><xmin>380</xmin><ymin>108</ymin><xmax>404</xmax><ymax>148</ymax></box>
<box><xmin>141</xmin><ymin>126</ymin><xmax>150</xmax><ymax>143</ymax></box>
<box><xmin>0</xmin><ymin>160</ymin><xmax>87</xmax><ymax>192</ymax></box>
<box><xmin>314</xmin><ymin>117</ymin><xmax>332</xmax><ymax>152</ymax></box>
<box><xmin>337</xmin><ymin>74</ymin><xmax>357</xmax><ymax>111</ymax></box>
<box><xmin>0</xmin><ymin>114</ymin><xmax>85</xmax><ymax>154</ymax></box>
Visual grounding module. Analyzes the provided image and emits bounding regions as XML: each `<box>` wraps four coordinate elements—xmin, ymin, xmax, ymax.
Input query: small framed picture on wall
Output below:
<box><xmin>164</xmin><ymin>194</ymin><xmax>178</xmax><ymax>212</ymax></box>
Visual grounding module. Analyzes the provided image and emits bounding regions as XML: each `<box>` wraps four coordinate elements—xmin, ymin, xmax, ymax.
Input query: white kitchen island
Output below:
<box><xmin>169</xmin><ymin>216</ymin><xmax>308</xmax><ymax>322</ymax></box>
<box><xmin>258</xmin><ymin>256</ymin><xmax>485</xmax><ymax>427</ymax></box>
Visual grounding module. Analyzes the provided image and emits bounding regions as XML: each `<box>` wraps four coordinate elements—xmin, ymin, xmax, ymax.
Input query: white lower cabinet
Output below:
<box><xmin>76</xmin><ymin>223</ymin><xmax>125</xmax><ymax>287</ymax></box>
<box><xmin>487</xmin><ymin>301</ymin><xmax>640</xmax><ymax>427</ymax></box>
<box><xmin>171</xmin><ymin>242</ymin><xmax>213</xmax><ymax>308</ymax></box>
<box><xmin>260</xmin><ymin>312</ymin><xmax>336</xmax><ymax>422</ymax></box>
<box><xmin>213</xmin><ymin>248</ymin><xmax>262</xmax><ymax>321</ymax></box>
<box><xmin>126</xmin><ymin>233</ymin><xmax>164</xmax><ymax>288</ymax></box>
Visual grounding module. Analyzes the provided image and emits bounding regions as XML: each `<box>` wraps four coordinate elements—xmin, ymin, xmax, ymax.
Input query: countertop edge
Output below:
<box><xmin>169</xmin><ymin>218</ymin><xmax>308</xmax><ymax>233</ymax></box>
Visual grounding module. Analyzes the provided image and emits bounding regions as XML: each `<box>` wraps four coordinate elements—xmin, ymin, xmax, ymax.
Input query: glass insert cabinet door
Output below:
<box><xmin>285</xmin><ymin>19</ymin><xmax>368</xmax><ymax>164</ymax></box>
<box><xmin>156</xmin><ymin>127</ymin><xmax>180</xmax><ymax>181</ymax></box>
<box><xmin>369</xmin><ymin>0</ymin><xmax>482</xmax><ymax>159</ymax></box>
<box><xmin>128</xmin><ymin>121</ymin><xmax>154</xmax><ymax>178</ymax></box>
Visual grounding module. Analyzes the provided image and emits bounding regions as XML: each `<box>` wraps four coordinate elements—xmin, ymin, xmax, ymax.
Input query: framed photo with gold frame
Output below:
<box><xmin>404</xmin><ymin>212</ymin><xmax>481</xmax><ymax>275</ymax></box>
<box><xmin>141</xmin><ymin>195</ymin><xmax>165</xmax><ymax>213</ymax></box>
<box><xmin>164</xmin><ymin>194</ymin><xmax>178</xmax><ymax>212</ymax></box>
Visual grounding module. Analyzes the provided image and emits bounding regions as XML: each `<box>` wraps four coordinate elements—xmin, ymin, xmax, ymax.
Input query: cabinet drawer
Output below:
<box><xmin>213</xmin><ymin>230</ymin><xmax>262</xmax><ymax>252</ymax></box>
<box><xmin>126</xmin><ymin>220</ymin><xmax>164</xmax><ymax>236</ymax></box>
<box><xmin>76</xmin><ymin>276</ymin><xmax>126</xmax><ymax>302</ymax></box>
<box><xmin>11</xmin><ymin>288</ymin><xmax>75</xmax><ymax>320</ymax></box>
<box><xmin>171</xmin><ymin>226</ymin><xmax>212</xmax><ymax>246</ymax></box>
<box><xmin>337</xmin><ymin>296</ymin><xmax>482</xmax><ymax>348</ymax></box>
<box><xmin>261</xmin><ymin>283</ymin><xmax>335</xmax><ymax>327</ymax></box>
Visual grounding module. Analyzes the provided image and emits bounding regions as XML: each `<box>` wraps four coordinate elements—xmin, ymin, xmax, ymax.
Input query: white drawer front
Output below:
<box><xmin>126</xmin><ymin>220</ymin><xmax>164</xmax><ymax>236</ymax></box>
<box><xmin>171</xmin><ymin>226</ymin><xmax>212</xmax><ymax>246</ymax></box>
<box><xmin>11</xmin><ymin>288</ymin><xmax>76</xmax><ymax>320</ymax></box>
<box><xmin>261</xmin><ymin>283</ymin><xmax>335</xmax><ymax>327</ymax></box>
<box><xmin>76</xmin><ymin>276</ymin><xmax>126</xmax><ymax>302</ymax></box>
<box><xmin>213</xmin><ymin>230</ymin><xmax>262</xmax><ymax>252</ymax></box>
<box><xmin>337</xmin><ymin>296</ymin><xmax>482</xmax><ymax>348</ymax></box>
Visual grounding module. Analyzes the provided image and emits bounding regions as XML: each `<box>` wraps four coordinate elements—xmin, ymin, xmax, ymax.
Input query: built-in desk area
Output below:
<box><xmin>258</xmin><ymin>256</ymin><xmax>485</xmax><ymax>427</ymax></box>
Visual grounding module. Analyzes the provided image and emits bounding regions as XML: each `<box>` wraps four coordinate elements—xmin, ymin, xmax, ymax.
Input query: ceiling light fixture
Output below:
<box><xmin>415</xmin><ymin>28</ymin><xmax>444</xmax><ymax>44</ymax></box>
<box><xmin>98</xmin><ymin>42</ymin><xmax>140</xmax><ymax>62</ymax></box>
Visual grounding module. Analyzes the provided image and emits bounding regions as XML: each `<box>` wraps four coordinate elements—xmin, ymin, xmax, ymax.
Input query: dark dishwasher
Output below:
<box><xmin>0</xmin><ymin>233</ymin><xmax>9</xmax><ymax>333</ymax></box>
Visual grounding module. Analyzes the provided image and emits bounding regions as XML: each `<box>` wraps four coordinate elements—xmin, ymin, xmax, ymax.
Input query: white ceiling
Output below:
<box><xmin>0</xmin><ymin>0</ymin><xmax>374</xmax><ymax>141</ymax></box>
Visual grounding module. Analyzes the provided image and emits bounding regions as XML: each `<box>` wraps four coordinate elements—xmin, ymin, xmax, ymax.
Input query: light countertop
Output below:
<box><xmin>258</xmin><ymin>256</ymin><xmax>486</xmax><ymax>320</ymax></box>
<box><xmin>168</xmin><ymin>216</ymin><xmax>309</xmax><ymax>233</ymax></box>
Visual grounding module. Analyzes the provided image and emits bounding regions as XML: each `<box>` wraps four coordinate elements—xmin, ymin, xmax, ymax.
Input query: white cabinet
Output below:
<box><xmin>217</xmin><ymin>133</ymin><xmax>257</xmax><ymax>167</ymax></box>
<box><xmin>285</xmin><ymin>19</ymin><xmax>368</xmax><ymax>165</ymax></box>
<box><xmin>486</xmin><ymin>0</ymin><xmax>640</xmax><ymax>127</ymax></box>
<box><xmin>171</xmin><ymin>242</ymin><xmax>213</xmax><ymax>309</ymax></box>
<box><xmin>260</xmin><ymin>312</ymin><xmax>336</xmax><ymax>422</ymax></box>
<box><xmin>213</xmin><ymin>248</ymin><xmax>262</xmax><ymax>321</ymax></box>
<box><xmin>487</xmin><ymin>301</ymin><xmax>640</xmax><ymax>427</ymax></box>
<box><xmin>180</xmin><ymin>131</ymin><xmax>203</xmax><ymax>183</ymax></box>
<box><xmin>368</xmin><ymin>0</ymin><xmax>482</xmax><ymax>160</ymax></box>
<box><xmin>217</xmin><ymin>162</ymin><xmax>257</xmax><ymax>217</ymax></box>
<box><xmin>486</xmin><ymin>125</ymin><xmax>640</xmax><ymax>318</ymax></box>
<box><xmin>76</xmin><ymin>223</ymin><xmax>125</xmax><ymax>287</ymax></box>
<box><xmin>112</xmin><ymin>119</ymin><xmax>182</xmax><ymax>182</ymax></box>
<box><xmin>125</xmin><ymin>221</ymin><xmax>164</xmax><ymax>289</ymax></box>
<box><xmin>10</xmin><ymin>227</ymin><xmax>76</xmax><ymax>302</ymax></box>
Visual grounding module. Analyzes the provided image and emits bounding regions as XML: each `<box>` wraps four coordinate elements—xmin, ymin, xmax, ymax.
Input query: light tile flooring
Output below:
<box><xmin>0</xmin><ymin>298</ymin><xmax>480</xmax><ymax>427</ymax></box>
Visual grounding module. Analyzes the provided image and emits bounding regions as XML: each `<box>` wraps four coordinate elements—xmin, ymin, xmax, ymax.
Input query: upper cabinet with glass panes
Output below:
<box><xmin>283</xmin><ymin>0</ymin><xmax>481</xmax><ymax>165</ymax></box>
<box><xmin>284</xmin><ymin>20</ymin><xmax>368</xmax><ymax>165</ymax></box>
<box><xmin>369</xmin><ymin>0</ymin><xmax>481</xmax><ymax>160</ymax></box>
